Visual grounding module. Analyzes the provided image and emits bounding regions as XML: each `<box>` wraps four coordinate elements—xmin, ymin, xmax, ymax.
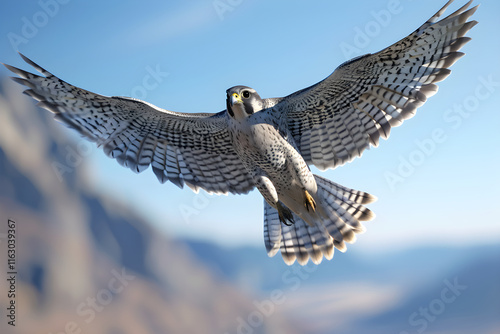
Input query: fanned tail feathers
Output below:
<box><xmin>264</xmin><ymin>175</ymin><xmax>376</xmax><ymax>265</ymax></box>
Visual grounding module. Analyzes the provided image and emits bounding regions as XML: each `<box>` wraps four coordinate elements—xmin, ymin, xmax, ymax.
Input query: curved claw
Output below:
<box><xmin>277</xmin><ymin>202</ymin><xmax>294</xmax><ymax>226</ymax></box>
<box><xmin>304</xmin><ymin>190</ymin><xmax>316</xmax><ymax>212</ymax></box>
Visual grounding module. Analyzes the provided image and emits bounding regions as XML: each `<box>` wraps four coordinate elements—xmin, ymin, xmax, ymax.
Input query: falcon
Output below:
<box><xmin>4</xmin><ymin>0</ymin><xmax>477</xmax><ymax>265</ymax></box>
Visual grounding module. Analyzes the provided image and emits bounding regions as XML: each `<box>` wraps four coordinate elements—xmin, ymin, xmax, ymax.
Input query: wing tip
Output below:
<box><xmin>363</xmin><ymin>193</ymin><xmax>378</xmax><ymax>204</ymax></box>
<box><xmin>3</xmin><ymin>63</ymin><xmax>32</xmax><ymax>80</ymax></box>
<box><xmin>17</xmin><ymin>52</ymin><xmax>54</xmax><ymax>77</ymax></box>
<box><xmin>424</xmin><ymin>0</ymin><xmax>477</xmax><ymax>30</ymax></box>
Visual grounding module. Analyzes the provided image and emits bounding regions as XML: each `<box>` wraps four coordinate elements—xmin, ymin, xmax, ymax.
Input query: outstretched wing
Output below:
<box><xmin>277</xmin><ymin>0</ymin><xmax>477</xmax><ymax>170</ymax></box>
<box><xmin>4</xmin><ymin>54</ymin><xmax>255</xmax><ymax>194</ymax></box>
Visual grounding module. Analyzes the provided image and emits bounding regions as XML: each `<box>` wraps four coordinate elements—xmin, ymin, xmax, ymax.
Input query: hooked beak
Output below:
<box><xmin>230</xmin><ymin>92</ymin><xmax>243</xmax><ymax>106</ymax></box>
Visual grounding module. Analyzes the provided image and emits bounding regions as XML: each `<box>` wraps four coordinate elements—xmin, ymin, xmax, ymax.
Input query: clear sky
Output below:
<box><xmin>1</xmin><ymin>0</ymin><xmax>499</xmax><ymax>252</ymax></box>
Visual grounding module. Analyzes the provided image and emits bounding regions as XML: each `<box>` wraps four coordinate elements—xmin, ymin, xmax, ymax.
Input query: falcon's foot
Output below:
<box><xmin>304</xmin><ymin>190</ymin><xmax>317</xmax><ymax>212</ymax></box>
<box><xmin>277</xmin><ymin>202</ymin><xmax>295</xmax><ymax>226</ymax></box>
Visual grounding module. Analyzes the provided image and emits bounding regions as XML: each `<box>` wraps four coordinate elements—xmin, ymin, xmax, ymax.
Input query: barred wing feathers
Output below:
<box><xmin>4</xmin><ymin>54</ymin><xmax>254</xmax><ymax>195</ymax></box>
<box><xmin>280</xmin><ymin>0</ymin><xmax>477</xmax><ymax>170</ymax></box>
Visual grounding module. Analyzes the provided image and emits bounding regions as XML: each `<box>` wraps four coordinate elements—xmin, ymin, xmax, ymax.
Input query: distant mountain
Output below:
<box><xmin>184</xmin><ymin>239</ymin><xmax>500</xmax><ymax>333</ymax></box>
<box><xmin>0</xmin><ymin>78</ymin><xmax>298</xmax><ymax>334</ymax></box>
<box><xmin>357</xmin><ymin>251</ymin><xmax>500</xmax><ymax>334</ymax></box>
<box><xmin>185</xmin><ymin>238</ymin><xmax>499</xmax><ymax>287</ymax></box>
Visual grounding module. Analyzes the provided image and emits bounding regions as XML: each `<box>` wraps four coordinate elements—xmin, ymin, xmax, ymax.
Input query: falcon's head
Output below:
<box><xmin>226</xmin><ymin>86</ymin><xmax>264</xmax><ymax>120</ymax></box>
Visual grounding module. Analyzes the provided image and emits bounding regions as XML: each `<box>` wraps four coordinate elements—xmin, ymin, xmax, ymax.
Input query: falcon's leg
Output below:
<box><xmin>285</xmin><ymin>147</ymin><xmax>318</xmax><ymax>214</ymax></box>
<box><xmin>254</xmin><ymin>174</ymin><xmax>295</xmax><ymax>226</ymax></box>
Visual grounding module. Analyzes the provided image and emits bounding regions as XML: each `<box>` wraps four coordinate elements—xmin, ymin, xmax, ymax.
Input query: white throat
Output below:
<box><xmin>231</xmin><ymin>103</ymin><xmax>249</xmax><ymax>122</ymax></box>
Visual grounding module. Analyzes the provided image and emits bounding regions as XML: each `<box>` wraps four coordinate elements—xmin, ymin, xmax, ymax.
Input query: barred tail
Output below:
<box><xmin>263</xmin><ymin>175</ymin><xmax>376</xmax><ymax>265</ymax></box>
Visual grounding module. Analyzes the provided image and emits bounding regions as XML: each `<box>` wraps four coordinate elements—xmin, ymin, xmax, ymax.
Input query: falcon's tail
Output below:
<box><xmin>263</xmin><ymin>175</ymin><xmax>376</xmax><ymax>265</ymax></box>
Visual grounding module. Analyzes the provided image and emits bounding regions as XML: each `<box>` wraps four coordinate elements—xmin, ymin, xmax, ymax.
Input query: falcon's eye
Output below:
<box><xmin>242</xmin><ymin>90</ymin><xmax>251</xmax><ymax>99</ymax></box>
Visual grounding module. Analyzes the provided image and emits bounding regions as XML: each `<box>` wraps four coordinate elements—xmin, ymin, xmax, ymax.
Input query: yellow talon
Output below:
<box><xmin>304</xmin><ymin>190</ymin><xmax>316</xmax><ymax>212</ymax></box>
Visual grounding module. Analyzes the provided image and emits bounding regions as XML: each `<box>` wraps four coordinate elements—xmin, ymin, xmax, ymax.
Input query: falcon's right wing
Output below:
<box><xmin>277</xmin><ymin>0</ymin><xmax>477</xmax><ymax>170</ymax></box>
<box><xmin>4</xmin><ymin>54</ymin><xmax>255</xmax><ymax>195</ymax></box>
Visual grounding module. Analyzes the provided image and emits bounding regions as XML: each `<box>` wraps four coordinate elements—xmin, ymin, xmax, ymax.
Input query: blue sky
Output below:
<box><xmin>1</xmin><ymin>0</ymin><xmax>499</xmax><ymax>252</ymax></box>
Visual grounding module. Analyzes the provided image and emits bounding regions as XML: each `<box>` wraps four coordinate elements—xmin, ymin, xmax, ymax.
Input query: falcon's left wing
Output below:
<box><xmin>4</xmin><ymin>54</ymin><xmax>255</xmax><ymax>195</ymax></box>
<box><xmin>276</xmin><ymin>0</ymin><xmax>477</xmax><ymax>170</ymax></box>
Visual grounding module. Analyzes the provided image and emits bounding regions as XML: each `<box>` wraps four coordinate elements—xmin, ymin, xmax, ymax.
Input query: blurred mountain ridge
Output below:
<box><xmin>184</xmin><ymin>238</ymin><xmax>500</xmax><ymax>333</ymax></box>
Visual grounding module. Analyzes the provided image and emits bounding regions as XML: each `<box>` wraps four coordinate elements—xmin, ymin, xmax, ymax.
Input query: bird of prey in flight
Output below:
<box><xmin>4</xmin><ymin>0</ymin><xmax>477</xmax><ymax>265</ymax></box>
